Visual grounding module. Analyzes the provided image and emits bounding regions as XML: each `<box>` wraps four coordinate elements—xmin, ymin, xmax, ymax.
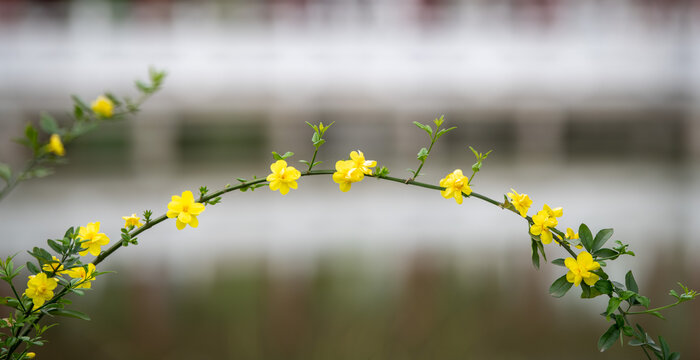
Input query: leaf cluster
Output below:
<box><xmin>408</xmin><ymin>115</ymin><xmax>455</xmax><ymax>179</ymax></box>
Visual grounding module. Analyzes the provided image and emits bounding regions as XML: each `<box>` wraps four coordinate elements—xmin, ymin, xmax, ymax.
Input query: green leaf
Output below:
<box><xmin>649</xmin><ymin>311</ymin><xmax>665</xmax><ymax>320</ymax></box>
<box><xmin>594</xmin><ymin>280</ymin><xmax>613</xmax><ymax>296</ymax></box>
<box><xmin>433</xmin><ymin>115</ymin><xmax>445</xmax><ymax>127</ymax></box>
<box><xmin>551</xmin><ymin>258</ymin><xmax>566</xmax><ymax>267</ymax></box>
<box><xmin>24</xmin><ymin>123</ymin><xmax>39</xmax><ymax>152</ymax></box>
<box><xmin>530</xmin><ymin>239</ymin><xmax>540</xmax><ymax>269</ymax></box>
<box><xmin>619</xmin><ymin>290</ymin><xmax>636</xmax><ymax>301</ymax></box>
<box><xmin>592</xmin><ymin>228</ymin><xmax>614</xmax><ymax>252</ymax></box>
<box><xmin>30</xmin><ymin>247</ymin><xmax>52</xmax><ymax>262</ymax></box>
<box><xmin>625</xmin><ymin>271</ymin><xmax>639</xmax><ymax>293</ymax></box>
<box><xmin>271</xmin><ymin>151</ymin><xmax>294</xmax><ymax>161</ymax></box>
<box><xmin>628</xmin><ymin>339</ymin><xmax>645</xmax><ymax>346</ymax></box>
<box><xmin>48</xmin><ymin>309</ymin><xmax>90</xmax><ymax>321</ymax></box>
<box><xmin>39</xmin><ymin>113</ymin><xmax>60</xmax><ymax>134</ymax></box>
<box><xmin>598</xmin><ymin>324</ymin><xmax>621</xmax><ymax>352</ymax></box>
<box><xmin>26</xmin><ymin>262</ymin><xmax>39</xmax><ymax>275</ymax></box>
<box><xmin>593</xmin><ymin>248</ymin><xmax>618</xmax><ymax>260</ymax></box>
<box><xmin>313</xmin><ymin>139</ymin><xmax>326</xmax><ymax>147</ymax></box>
<box><xmin>469</xmin><ymin>146</ymin><xmax>479</xmax><ymax>158</ymax></box>
<box><xmin>46</xmin><ymin>239</ymin><xmax>63</xmax><ymax>254</ymax></box>
<box><xmin>579</xmin><ymin>224</ymin><xmax>593</xmax><ymax>251</ymax></box>
<box><xmin>0</xmin><ymin>163</ymin><xmax>11</xmax><ymax>184</ymax></box>
<box><xmin>605</xmin><ymin>297</ymin><xmax>623</xmax><ymax>317</ymax></box>
<box><xmin>417</xmin><ymin>147</ymin><xmax>429</xmax><ymax>161</ymax></box>
<box><xmin>435</xmin><ymin>127</ymin><xmax>456</xmax><ymax>140</ymax></box>
<box><xmin>549</xmin><ymin>275</ymin><xmax>573</xmax><ymax>298</ymax></box>
<box><xmin>413</xmin><ymin>121</ymin><xmax>432</xmax><ymax>137</ymax></box>
<box><xmin>580</xmin><ymin>283</ymin><xmax>604</xmax><ymax>299</ymax></box>
<box><xmin>305</xmin><ymin>121</ymin><xmax>318</xmax><ymax>133</ymax></box>
<box><xmin>659</xmin><ymin>336</ymin><xmax>670</xmax><ymax>359</ymax></box>
<box><xmin>635</xmin><ymin>295</ymin><xmax>650</xmax><ymax>308</ymax></box>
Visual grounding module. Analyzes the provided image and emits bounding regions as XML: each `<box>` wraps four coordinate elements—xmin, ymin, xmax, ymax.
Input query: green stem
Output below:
<box><xmin>409</xmin><ymin>137</ymin><xmax>437</xmax><ymax>182</ymax></box>
<box><xmin>306</xmin><ymin>147</ymin><xmax>320</xmax><ymax>174</ymax></box>
<box><xmin>627</xmin><ymin>301</ymin><xmax>684</xmax><ymax>315</ymax></box>
<box><xmin>8</xmin><ymin>168</ymin><xmax>599</xmax><ymax>359</ymax></box>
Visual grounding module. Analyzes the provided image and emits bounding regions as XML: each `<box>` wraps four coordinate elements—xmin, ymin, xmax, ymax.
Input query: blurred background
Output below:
<box><xmin>1</xmin><ymin>0</ymin><xmax>700</xmax><ymax>359</ymax></box>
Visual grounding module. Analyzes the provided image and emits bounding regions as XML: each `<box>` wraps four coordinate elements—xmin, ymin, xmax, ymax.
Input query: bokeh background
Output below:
<box><xmin>1</xmin><ymin>0</ymin><xmax>700</xmax><ymax>359</ymax></box>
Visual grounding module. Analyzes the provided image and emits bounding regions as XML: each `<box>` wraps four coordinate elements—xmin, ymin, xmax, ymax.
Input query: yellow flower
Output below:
<box><xmin>66</xmin><ymin>264</ymin><xmax>96</xmax><ymax>289</ymax></box>
<box><xmin>554</xmin><ymin>227</ymin><xmax>583</xmax><ymax>249</ymax></box>
<box><xmin>41</xmin><ymin>256</ymin><xmax>66</xmax><ymax>275</ymax></box>
<box><xmin>24</xmin><ymin>273</ymin><xmax>58</xmax><ymax>309</ymax></box>
<box><xmin>266</xmin><ymin>160</ymin><xmax>301</xmax><ymax>195</ymax></box>
<box><xmin>543</xmin><ymin>204</ymin><xmax>563</xmax><ymax>219</ymax></box>
<box><xmin>91</xmin><ymin>95</ymin><xmax>114</xmax><ymax>118</ymax></box>
<box><xmin>122</xmin><ymin>213</ymin><xmax>143</xmax><ymax>228</ymax></box>
<box><xmin>349</xmin><ymin>150</ymin><xmax>377</xmax><ymax>175</ymax></box>
<box><xmin>78</xmin><ymin>222</ymin><xmax>110</xmax><ymax>256</ymax></box>
<box><xmin>565</xmin><ymin>251</ymin><xmax>601</xmax><ymax>286</ymax></box>
<box><xmin>507</xmin><ymin>188</ymin><xmax>532</xmax><ymax>217</ymax></box>
<box><xmin>26</xmin><ymin>352</ymin><xmax>35</xmax><ymax>359</ymax></box>
<box><xmin>46</xmin><ymin>134</ymin><xmax>65</xmax><ymax>156</ymax></box>
<box><xmin>166</xmin><ymin>190</ymin><xmax>206</xmax><ymax>230</ymax></box>
<box><xmin>332</xmin><ymin>160</ymin><xmax>365</xmax><ymax>192</ymax></box>
<box><xmin>439</xmin><ymin>169</ymin><xmax>472</xmax><ymax>204</ymax></box>
<box><xmin>530</xmin><ymin>209</ymin><xmax>558</xmax><ymax>244</ymax></box>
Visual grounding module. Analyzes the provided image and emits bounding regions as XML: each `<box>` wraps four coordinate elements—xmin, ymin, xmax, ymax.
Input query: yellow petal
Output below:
<box><xmin>564</xmin><ymin>257</ymin><xmax>578</xmax><ymax>271</ymax></box>
<box><xmin>178</xmin><ymin>212</ymin><xmax>192</xmax><ymax>224</ymax></box>
<box><xmin>540</xmin><ymin>231</ymin><xmax>553</xmax><ymax>245</ymax></box>
<box><xmin>175</xmin><ymin>219</ymin><xmax>186</xmax><ymax>230</ymax></box>
<box><xmin>189</xmin><ymin>215</ymin><xmax>199</xmax><ymax>228</ymax></box>
<box><xmin>584</xmin><ymin>273</ymin><xmax>600</xmax><ymax>286</ymax></box>
<box><xmin>181</xmin><ymin>191</ymin><xmax>194</xmax><ymax>205</ymax></box>
<box><xmin>189</xmin><ymin>203</ymin><xmax>206</xmax><ymax>215</ymax></box>
<box><xmin>279</xmin><ymin>184</ymin><xmax>290</xmax><ymax>195</ymax></box>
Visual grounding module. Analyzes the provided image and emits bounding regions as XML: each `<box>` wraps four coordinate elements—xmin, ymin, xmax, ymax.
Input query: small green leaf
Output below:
<box><xmin>271</xmin><ymin>151</ymin><xmax>294</xmax><ymax>161</ymax></box>
<box><xmin>625</xmin><ymin>270</ymin><xmax>639</xmax><ymax>293</ymax></box>
<box><xmin>39</xmin><ymin>113</ymin><xmax>60</xmax><ymax>134</ymax></box>
<box><xmin>530</xmin><ymin>239</ymin><xmax>540</xmax><ymax>269</ymax></box>
<box><xmin>649</xmin><ymin>311</ymin><xmax>665</xmax><ymax>320</ymax></box>
<box><xmin>469</xmin><ymin>146</ymin><xmax>479</xmax><ymax>158</ymax></box>
<box><xmin>635</xmin><ymin>295</ymin><xmax>650</xmax><ymax>308</ymax></box>
<box><xmin>305</xmin><ymin>121</ymin><xmax>319</xmax><ymax>133</ymax></box>
<box><xmin>580</xmin><ymin>283</ymin><xmax>604</xmax><ymax>299</ymax></box>
<box><xmin>592</xmin><ymin>228</ymin><xmax>614</xmax><ymax>252</ymax></box>
<box><xmin>413</xmin><ymin>121</ymin><xmax>432</xmax><ymax>137</ymax></box>
<box><xmin>46</xmin><ymin>239</ymin><xmax>63</xmax><ymax>254</ymax></box>
<box><xmin>594</xmin><ymin>280</ymin><xmax>613</xmax><ymax>296</ymax></box>
<box><xmin>49</xmin><ymin>309</ymin><xmax>91</xmax><ymax>321</ymax></box>
<box><xmin>628</xmin><ymin>339</ymin><xmax>645</xmax><ymax>346</ymax></box>
<box><xmin>433</xmin><ymin>115</ymin><xmax>445</xmax><ymax>127</ymax></box>
<box><xmin>593</xmin><ymin>248</ymin><xmax>618</xmax><ymax>260</ymax></box>
<box><xmin>417</xmin><ymin>147</ymin><xmax>429</xmax><ymax>161</ymax></box>
<box><xmin>597</xmin><ymin>324</ymin><xmax>621</xmax><ymax>352</ymax></box>
<box><xmin>435</xmin><ymin>127</ymin><xmax>456</xmax><ymax>140</ymax></box>
<box><xmin>579</xmin><ymin>224</ymin><xmax>593</xmax><ymax>251</ymax></box>
<box><xmin>619</xmin><ymin>290</ymin><xmax>636</xmax><ymax>301</ymax></box>
<box><xmin>605</xmin><ymin>297</ymin><xmax>623</xmax><ymax>317</ymax></box>
<box><xmin>549</xmin><ymin>275</ymin><xmax>573</xmax><ymax>298</ymax></box>
<box><xmin>659</xmin><ymin>336</ymin><xmax>670</xmax><ymax>359</ymax></box>
<box><xmin>26</xmin><ymin>262</ymin><xmax>40</xmax><ymax>275</ymax></box>
<box><xmin>0</xmin><ymin>163</ymin><xmax>11</xmax><ymax>184</ymax></box>
<box><xmin>551</xmin><ymin>258</ymin><xmax>566</xmax><ymax>266</ymax></box>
